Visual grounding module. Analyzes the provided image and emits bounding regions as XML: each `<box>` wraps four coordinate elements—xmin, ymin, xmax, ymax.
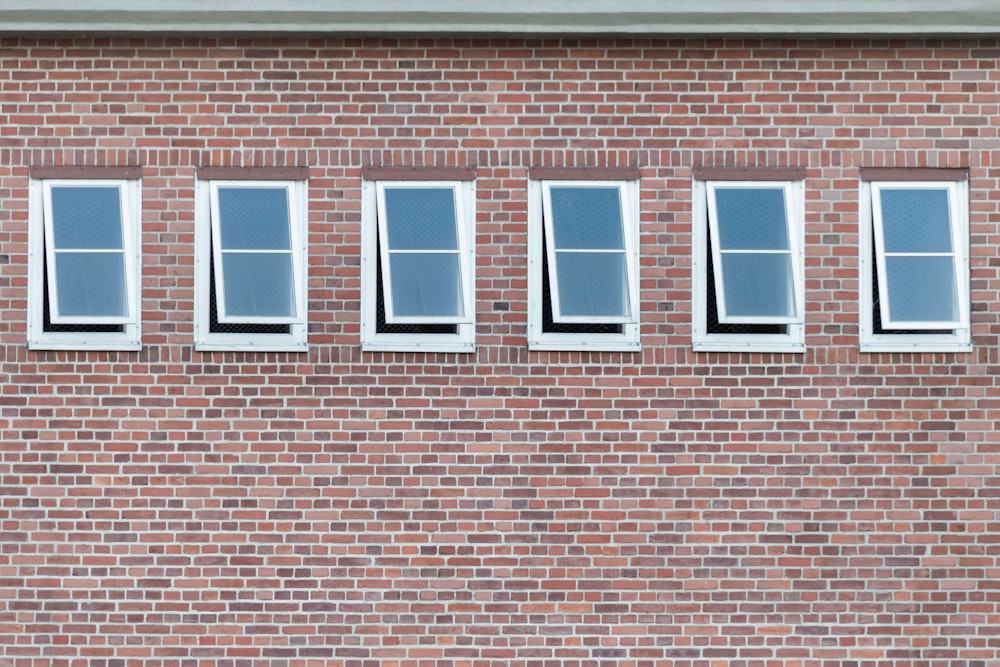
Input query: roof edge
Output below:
<box><xmin>3</xmin><ymin>1</ymin><xmax>1000</xmax><ymax>36</ymax></box>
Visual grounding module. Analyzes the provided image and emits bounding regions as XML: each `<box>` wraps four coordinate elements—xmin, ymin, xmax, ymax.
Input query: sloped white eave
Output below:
<box><xmin>2</xmin><ymin>0</ymin><xmax>1000</xmax><ymax>36</ymax></box>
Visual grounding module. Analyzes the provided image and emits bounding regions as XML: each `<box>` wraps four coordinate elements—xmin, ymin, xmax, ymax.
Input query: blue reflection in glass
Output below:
<box><xmin>389</xmin><ymin>253</ymin><xmax>463</xmax><ymax>317</ymax></box>
<box><xmin>720</xmin><ymin>254</ymin><xmax>794</xmax><ymax>318</ymax></box>
<box><xmin>879</xmin><ymin>189</ymin><xmax>952</xmax><ymax>253</ymax></box>
<box><xmin>54</xmin><ymin>253</ymin><xmax>127</xmax><ymax>317</ymax></box>
<box><xmin>217</xmin><ymin>187</ymin><xmax>292</xmax><ymax>250</ymax></box>
<box><xmin>50</xmin><ymin>186</ymin><xmax>123</xmax><ymax>250</ymax></box>
<box><xmin>221</xmin><ymin>254</ymin><xmax>295</xmax><ymax>317</ymax></box>
<box><xmin>549</xmin><ymin>187</ymin><xmax>624</xmax><ymax>250</ymax></box>
<box><xmin>885</xmin><ymin>256</ymin><xmax>957</xmax><ymax>322</ymax></box>
<box><xmin>384</xmin><ymin>188</ymin><xmax>458</xmax><ymax>250</ymax></box>
<box><xmin>555</xmin><ymin>253</ymin><xmax>629</xmax><ymax>317</ymax></box>
<box><xmin>715</xmin><ymin>187</ymin><xmax>789</xmax><ymax>251</ymax></box>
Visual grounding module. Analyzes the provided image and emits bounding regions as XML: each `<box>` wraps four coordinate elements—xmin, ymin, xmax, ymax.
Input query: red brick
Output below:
<box><xmin>1</xmin><ymin>35</ymin><xmax>998</xmax><ymax>667</ymax></box>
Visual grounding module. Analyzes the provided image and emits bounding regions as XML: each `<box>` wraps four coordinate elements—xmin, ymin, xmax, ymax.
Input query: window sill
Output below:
<box><xmin>693</xmin><ymin>340</ymin><xmax>805</xmax><ymax>353</ymax></box>
<box><xmin>362</xmin><ymin>341</ymin><xmax>476</xmax><ymax>353</ymax></box>
<box><xmin>528</xmin><ymin>337</ymin><xmax>641</xmax><ymax>352</ymax></box>
<box><xmin>860</xmin><ymin>342</ymin><xmax>972</xmax><ymax>353</ymax></box>
<box><xmin>195</xmin><ymin>341</ymin><xmax>309</xmax><ymax>353</ymax></box>
<box><xmin>195</xmin><ymin>329</ymin><xmax>308</xmax><ymax>352</ymax></box>
<box><xmin>28</xmin><ymin>338</ymin><xmax>142</xmax><ymax>352</ymax></box>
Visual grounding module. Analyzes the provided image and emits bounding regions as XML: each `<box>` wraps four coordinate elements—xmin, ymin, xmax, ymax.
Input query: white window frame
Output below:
<box><xmin>195</xmin><ymin>178</ymin><xmax>308</xmax><ymax>351</ymax></box>
<box><xmin>528</xmin><ymin>178</ymin><xmax>640</xmax><ymax>351</ymax></box>
<box><xmin>706</xmin><ymin>181</ymin><xmax>803</xmax><ymax>325</ymax></box>
<box><xmin>374</xmin><ymin>181</ymin><xmax>474</xmax><ymax>326</ymax></box>
<box><xmin>692</xmin><ymin>178</ymin><xmax>805</xmax><ymax>353</ymax></box>
<box><xmin>361</xmin><ymin>179</ymin><xmax>476</xmax><ymax>353</ymax></box>
<box><xmin>860</xmin><ymin>179</ymin><xmax>970</xmax><ymax>352</ymax></box>
<box><xmin>27</xmin><ymin>177</ymin><xmax>142</xmax><ymax>350</ymax></box>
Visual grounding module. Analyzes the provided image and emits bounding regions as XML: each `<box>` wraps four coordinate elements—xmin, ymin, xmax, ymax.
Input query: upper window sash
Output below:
<box><xmin>870</xmin><ymin>181</ymin><xmax>967</xmax><ymax>330</ymax></box>
<box><xmin>540</xmin><ymin>180</ymin><xmax>638</xmax><ymax>325</ymax></box>
<box><xmin>705</xmin><ymin>181</ymin><xmax>803</xmax><ymax>325</ymax></box>
<box><xmin>374</xmin><ymin>181</ymin><xmax>473</xmax><ymax>325</ymax></box>
<box><xmin>208</xmin><ymin>181</ymin><xmax>304</xmax><ymax>325</ymax></box>
<box><xmin>41</xmin><ymin>180</ymin><xmax>136</xmax><ymax>325</ymax></box>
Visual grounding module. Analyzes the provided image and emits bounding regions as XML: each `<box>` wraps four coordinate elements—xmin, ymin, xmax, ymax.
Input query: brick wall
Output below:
<box><xmin>1</xmin><ymin>36</ymin><xmax>999</xmax><ymax>667</ymax></box>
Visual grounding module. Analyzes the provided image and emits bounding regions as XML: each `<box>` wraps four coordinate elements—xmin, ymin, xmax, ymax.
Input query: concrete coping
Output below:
<box><xmin>2</xmin><ymin>1</ymin><xmax>1000</xmax><ymax>36</ymax></box>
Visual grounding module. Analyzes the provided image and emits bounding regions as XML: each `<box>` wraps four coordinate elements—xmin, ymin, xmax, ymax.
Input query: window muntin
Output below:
<box><xmin>541</xmin><ymin>182</ymin><xmax>637</xmax><ymax>324</ymax></box>
<box><xmin>706</xmin><ymin>182</ymin><xmax>801</xmax><ymax>324</ymax></box>
<box><xmin>42</xmin><ymin>182</ymin><xmax>134</xmax><ymax>324</ymax></box>
<box><xmin>209</xmin><ymin>182</ymin><xmax>302</xmax><ymax>324</ymax></box>
<box><xmin>527</xmin><ymin>177</ymin><xmax>640</xmax><ymax>351</ymax></box>
<box><xmin>375</xmin><ymin>182</ymin><xmax>473</xmax><ymax>325</ymax></box>
<box><xmin>871</xmin><ymin>183</ymin><xmax>966</xmax><ymax>329</ymax></box>
<box><xmin>28</xmin><ymin>174</ymin><xmax>141</xmax><ymax>351</ymax></box>
<box><xmin>691</xmin><ymin>177</ymin><xmax>804</xmax><ymax>353</ymax></box>
<box><xmin>361</xmin><ymin>177</ymin><xmax>475</xmax><ymax>352</ymax></box>
<box><xmin>194</xmin><ymin>177</ymin><xmax>307</xmax><ymax>351</ymax></box>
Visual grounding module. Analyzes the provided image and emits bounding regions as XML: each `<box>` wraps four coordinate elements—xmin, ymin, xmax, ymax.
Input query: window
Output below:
<box><xmin>361</xmin><ymin>169</ymin><xmax>475</xmax><ymax>352</ymax></box>
<box><xmin>528</xmin><ymin>170</ymin><xmax>640</xmax><ymax>351</ymax></box>
<box><xmin>195</xmin><ymin>169</ymin><xmax>308</xmax><ymax>351</ymax></box>
<box><xmin>692</xmin><ymin>172</ymin><xmax>805</xmax><ymax>352</ymax></box>
<box><xmin>28</xmin><ymin>169</ymin><xmax>142</xmax><ymax>350</ymax></box>
<box><xmin>860</xmin><ymin>171</ymin><xmax>970</xmax><ymax>352</ymax></box>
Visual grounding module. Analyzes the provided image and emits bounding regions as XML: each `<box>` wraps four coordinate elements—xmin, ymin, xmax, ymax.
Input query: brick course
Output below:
<box><xmin>1</xmin><ymin>35</ymin><xmax>1000</xmax><ymax>666</ymax></box>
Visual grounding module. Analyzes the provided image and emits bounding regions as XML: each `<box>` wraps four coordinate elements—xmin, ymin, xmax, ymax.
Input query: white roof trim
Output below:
<box><xmin>4</xmin><ymin>1</ymin><xmax>1000</xmax><ymax>36</ymax></box>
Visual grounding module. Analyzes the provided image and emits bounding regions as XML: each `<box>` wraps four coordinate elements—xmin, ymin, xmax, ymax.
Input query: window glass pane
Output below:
<box><xmin>714</xmin><ymin>187</ymin><xmax>789</xmax><ymax>250</ymax></box>
<box><xmin>720</xmin><ymin>253</ymin><xmax>795</xmax><ymax>318</ymax></box>
<box><xmin>383</xmin><ymin>188</ymin><xmax>458</xmax><ymax>250</ymax></box>
<box><xmin>221</xmin><ymin>253</ymin><xmax>295</xmax><ymax>317</ymax></box>
<box><xmin>554</xmin><ymin>252</ymin><xmax>629</xmax><ymax>318</ymax></box>
<box><xmin>549</xmin><ymin>187</ymin><xmax>625</xmax><ymax>250</ymax></box>
<box><xmin>388</xmin><ymin>253</ymin><xmax>463</xmax><ymax>317</ymax></box>
<box><xmin>885</xmin><ymin>255</ymin><xmax>958</xmax><ymax>323</ymax></box>
<box><xmin>50</xmin><ymin>186</ymin><xmax>123</xmax><ymax>250</ymax></box>
<box><xmin>54</xmin><ymin>252</ymin><xmax>127</xmax><ymax>317</ymax></box>
<box><xmin>217</xmin><ymin>187</ymin><xmax>291</xmax><ymax>250</ymax></box>
<box><xmin>879</xmin><ymin>188</ymin><xmax>953</xmax><ymax>253</ymax></box>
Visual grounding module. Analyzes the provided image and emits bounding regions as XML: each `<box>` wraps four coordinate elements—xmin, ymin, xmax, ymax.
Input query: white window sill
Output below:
<box><xmin>693</xmin><ymin>341</ymin><xmax>805</xmax><ymax>353</ymax></box>
<box><xmin>860</xmin><ymin>342</ymin><xmax>971</xmax><ymax>353</ymax></box>
<box><xmin>362</xmin><ymin>340</ymin><xmax>475</xmax><ymax>353</ymax></box>
<box><xmin>28</xmin><ymin>338</ymin><xmax>142</xmax><ymax>352</ymax></box>
<box><xmin>528</xmin><ymin>340</ymin><xmax>641</xmax><ymax>352</ymax></box>
<box><xmin>195</xmin><ymin>342</ymin><xmax>309</xmax><ymax>353</ymax></box>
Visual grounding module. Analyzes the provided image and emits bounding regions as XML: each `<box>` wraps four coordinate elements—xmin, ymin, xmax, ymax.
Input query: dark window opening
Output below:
<box><xmin>871</xmin><ymin>234</ymin><xmax>939</xmax><ymax>336</ymax></box>
<box><xmin>375</xmin><ymin>231</ymin><xmax>457</xmax><ymax>335</ymax></box>
<box><xmin>209</xmin><ymin>231</ymin><xmax>290</xmax><ymax>335</ymax></box>
<box><xmin>541</xmin><ymin>231</ymin><xmax>623</xmax><ymax>335</ymax></box>
<box><xmin>42</xmin><ymin>250</ymin><xmax>123</xmax><ymax>334</ymax></box>
<box><xmin>705</xmin><ymin>226</ymin><xmax>785</xmax><ymax>335</ymax></box>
